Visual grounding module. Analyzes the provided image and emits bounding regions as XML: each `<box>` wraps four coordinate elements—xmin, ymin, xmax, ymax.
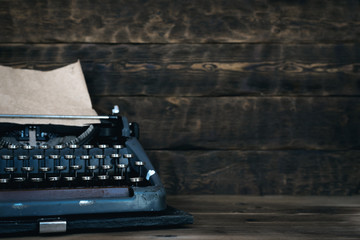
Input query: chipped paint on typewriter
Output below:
<box><xmin>0</xmin><ymin>108</ymin><xmax>193</xmax><ymax>235</ymax></box>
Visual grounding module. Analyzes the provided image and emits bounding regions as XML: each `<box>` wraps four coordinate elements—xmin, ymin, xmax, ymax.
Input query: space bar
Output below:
<box><xmin>0</xmin><ymin>187</ymin><xmax>129</xmax><ymax>201</ymax></box>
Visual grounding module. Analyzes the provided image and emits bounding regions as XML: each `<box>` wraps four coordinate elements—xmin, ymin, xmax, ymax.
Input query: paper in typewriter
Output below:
<box><xmin>0</xmin><ymin>60</ymin><xmax>100</xmax><ymax>126</ymax></box>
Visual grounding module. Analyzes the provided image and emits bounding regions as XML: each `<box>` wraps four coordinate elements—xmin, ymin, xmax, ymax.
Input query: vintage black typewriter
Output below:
<box><xmin>0</xmin><ymin>107</ymin><xmax>192</xmax><ymax>235</ymax></box>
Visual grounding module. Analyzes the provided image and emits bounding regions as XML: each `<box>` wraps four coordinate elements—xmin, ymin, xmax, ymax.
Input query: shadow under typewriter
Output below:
<box><xmin>0</xmin><ymin>112</ymin><xmax>193</xmax><ymax>235</ymax></box>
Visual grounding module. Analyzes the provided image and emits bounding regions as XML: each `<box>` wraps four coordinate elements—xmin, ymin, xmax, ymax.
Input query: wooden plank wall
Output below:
<box><xmin>0</xmin><ymin>0</ymin><xmax>360</xmax><ymax>195</ymax></box>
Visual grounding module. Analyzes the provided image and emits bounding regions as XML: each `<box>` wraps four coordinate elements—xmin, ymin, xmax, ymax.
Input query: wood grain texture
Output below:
<box><xmin>147</xmin><ymin>150</ymin><xmax>360</xmax><ymax>195</ymax></box>
<box><xmin>3</xmin><ymin>196</ymin><xmax>359</xmax><ymax>239</ymax></box>
<box><xmin>0</xmin><ymin>44</ymin><xmax>359</xmax><ymax>97</ymax></box>
<box><xmin>93</xmin><ymin>96</ymin><xmax>360</xmax><ymax>151</ymax></box>
<box><xmin>1</xmin><ymin>0</ymin><xmax>360</xmax><ymax>43</ymax></box>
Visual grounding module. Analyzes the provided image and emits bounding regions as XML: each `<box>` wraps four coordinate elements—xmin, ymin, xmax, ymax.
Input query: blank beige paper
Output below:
<box><xmin>0</xmin><ymin>61</ymin><xmax>100</xmax><ymax>126</ymax></box>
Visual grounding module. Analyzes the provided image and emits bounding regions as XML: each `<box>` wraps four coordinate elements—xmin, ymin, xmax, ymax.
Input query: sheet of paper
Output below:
<box><xmin>0</xmin><ymin>61</ymin><xmax>100</xmax><ymax>126</ymax></box>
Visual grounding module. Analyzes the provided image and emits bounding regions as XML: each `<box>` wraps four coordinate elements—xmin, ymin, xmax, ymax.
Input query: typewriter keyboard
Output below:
<box><xmin>0</xmin><ymin>144</ymin><xmax>150</xmax><ymax>189</ymax></box>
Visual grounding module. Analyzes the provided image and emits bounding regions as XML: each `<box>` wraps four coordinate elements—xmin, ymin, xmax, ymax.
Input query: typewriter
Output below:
<box><xmin>0</xmin><ymin>107</ymin><xmax>192</xmax><ymax>235</ymax></box>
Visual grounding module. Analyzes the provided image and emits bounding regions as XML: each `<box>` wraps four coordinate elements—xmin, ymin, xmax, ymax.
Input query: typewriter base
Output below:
<box><xmin>0</xmin><ymin>206</ymin><xmax>193</xmax><ymax>235</ymax></box>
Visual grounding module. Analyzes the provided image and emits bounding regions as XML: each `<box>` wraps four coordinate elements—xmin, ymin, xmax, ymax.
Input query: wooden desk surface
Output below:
<box><xmin>4</xmin><ymin>195</ymin><xmax>360</xmax><ymax>240</ymax></box>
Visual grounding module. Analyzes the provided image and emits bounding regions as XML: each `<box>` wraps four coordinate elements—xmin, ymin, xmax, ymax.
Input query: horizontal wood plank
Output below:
<box><xmin>147</xmin><ymin>150</ymin><xmax>360</xmax><ymax>195</ymax></box>
<box><xmin>93</xmin><ymin>96</ymin><xmax>360</xmax><ymax>151</ymax></box>
<box><xmin>0</xmin><ymin>44</ymin><xmax>359</xmax><ymax>97</ymax></box>
<box><xmin>3</xmin><ymin>195</ymin><xmax>359</xmax><ymax>239</ymax></box>
<box><xmin>1</xmin><ymin>0</ymin><xmax>360</xmax><ymax>43</ymax></box>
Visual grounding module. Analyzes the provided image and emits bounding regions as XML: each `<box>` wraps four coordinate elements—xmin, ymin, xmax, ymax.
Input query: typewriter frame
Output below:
<box><xmin>0</xmin><ymin>114</ymin><xmax>166</xmax><ymax>218</ymax></box>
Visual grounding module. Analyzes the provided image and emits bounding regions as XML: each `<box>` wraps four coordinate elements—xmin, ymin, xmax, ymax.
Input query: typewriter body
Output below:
<box><xmin>0</xmin><ymin>109</ymin><xmax>191</xmax><ymax>234</ymax></box>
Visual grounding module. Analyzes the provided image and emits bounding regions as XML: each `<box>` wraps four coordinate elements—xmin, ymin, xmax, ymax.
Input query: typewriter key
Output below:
<box><xmin>116</xmin><ymin>163</ymin><xmax>127</xmax><ymax>169</ymax></box>
<box><xmin>98</xmin><ymin>175</ymin><xmax>109</xmax><ymax>180</ymax></box>
<box><xmin>22</xmin><ymin>145</ymin><xmax>34</xmax><ymax>150</ymax></box>
<box><xmin>0</xmin><ymin>178</ymin><xmax>10</xmax><ymax>184</ymax></box>
<box><xmin>135</xmin><ymin>161</ymin><xmax>145</xmax><ymax>178</ymax></box>
<box><xmin>135</xmin><ymin>161</ymin><xmax>145</xmax><ymax>166</ymax></box>
<box><xmin>64</xmin><ymin>176</ymin><xmax>75</xmax><ymax>181</ymax></box>
<box><xmin>64</xmin><ymin>155</ymin><xmax>75</xmax><ymax>160</ymax></box>
<box><xmin>55</xmin><ymin>165</ymin><xmax>66</xmax><ymax>171</ymax></box>
<box><xmin>39</xmin><ymin>144</ymin><xmax>50</xmax><ymax>150</ymax></box>
<box><xmin>130</xmin><ymin>177</ymin><xmax>143</xmax><ymax>182</ymax></box>
<box><xmin>113</xmin><ymin>175</ymin><xmax>124</xmax><ymax>181</ymax></box>
<box><xmin>111</xmin><ymin>153</ymin><xmax>121</xmax><ymax>158</ymax></box>
<box><xmin>31</xmin><ymin>177</ymin><xmax>43</xmax><ymax>183</ymax></box>
<box><xmin>69</xmin><ymin>144</ymin><xmax>79</xmax><ymax>149</ymax></box>
<box><xmin>82</xmin><ymin>176</ymin><xmax>92</xmax><ymax>181</ymax></box>
<box><xmin>49</xmin><ymin>155</ymin><xmax>60</xmax><ymax>159</ymax></box>
<box><xmin>70</xmin><ymin>165</ymin><xmax>82</xmax><ymax>170</ymax></box>
<box><xmin>33</xmin><ymin>155</ymin><xmax>44</xmax><ymax>160</ymax></box>
<box><xmin>98</xmin><ymin>144</ymin><xmax>109</xmax><ymax>149</ymax></box>
<box><xmin>18</xmin><ymin>155</ymin><xmax>29</xmax><ymax>160</ymax></box>
<box><xmin>83</xmin><ymin>145</ymin><xmax>94</xmax><ymax>149</ymax></box>
<box><xmin>8</xmin><ymin>144</ymin><xmax>19</xmax><ymax>150</ymax></box>
<box><xmin>13</xmin><ymin>177</ymin><xmax>25</xmax><ymax>182</ymax></box>
<box><xmin>123</xmin><ymin>153</ymin><xmax>133</xmax><ymax>159</ymax></box>
<box><xmin>81</xmin><ymin>155</ymin><xmax>91</xmax><ymax>160</ymax></box>
<box><xmin>4</xmin><ymin>167</ymin><xmax>16</xmax><ymax>172</ymax></box>
<box><xmin>101</xmin><ymin>165</ymin><xmax>112</xmax><ymax>170</ymax></box>
<box><xmin>87</xmin><ymin>165</ymin><xmax>98</xmax><ymax>170</ymax></box>
<box><xmin>95</xmin><ymin>154</ymin><xmax>105</xmax><ymax>159</ymax></box>
<box><xmin>130</xmin><ymin>177</ymin><xmax>143</xmax><ymax>186</ymax></box>
<box><xmin>40</xmin><ymin>167</ymin><xmax>51</xmax><ymax>172</ymax></box>
<box><xmin>49</xmin><ymin>176</ymin><xmax>60</xmax><ymax>182</ymax></box>
<box><xmin>1</xmin><ymin>155</ymin><xmax>12</xmax><ymax>160</ymax></box>
<box><xmin>54</xmin><ymin>144</ymin><xmax>65</xmax><ymax>150</ymax></box>
<box><xmin>113</xmin><ymin>145</ymin><xmax>124</xmax><ymax>149</ymax></box>
<box><xmin>22</xmin><ymin>166</ymin><xmax>34</xmax><ymax>172</ymax></box>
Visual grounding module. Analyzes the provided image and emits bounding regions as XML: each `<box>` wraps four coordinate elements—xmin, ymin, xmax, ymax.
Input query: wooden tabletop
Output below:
<box><xmin>3</xmin><ymin>195</ymin><xmax>360</xmax><ymax>240</ymax></box>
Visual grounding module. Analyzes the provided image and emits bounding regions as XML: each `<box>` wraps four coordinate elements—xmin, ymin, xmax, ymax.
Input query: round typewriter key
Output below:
<box><xmin>135</xmin><ymin>161</ymin><xmax>145</xmax><ymax>166</ymax></box>
<box><xmin>55</xmin><ymin>165</ymin><xmax>67</xmax><ymax>171</ymax></box>
<box><xmin>14</xmin><ymin>177</ymin><xmax>25</xmax><ymax>182</ymax></box>
<box><xmin>2</xmin><ymin>155</ymin><xmax>12</xmax><ymax>160</ymax></box>
<box><xmin>98</xmin><ymin>144</ymin><xmax>109</xmax><ymax>149</ymax></box>
<box><xmin>49</xmin><ymin>176</ymin><xmax>60</xmax><ymax>182</ymax></box>
<box><xmin>64</xmin><ymin>176</ymin><xmax>75</xmax><ymax>181</ymax></box>
<box><xmin>111</xmin><ymin>153</ymin><xmax>121</xmax><ymax>158</ymax></box>
<box><xmin>83</xmin><ymin>145</ymin><xmax>94</xmax><ymax>149</ymax></box>
<box><xmin>98</xmin><ymin>175</ymin><xmax>109</xmax><ymax>180</ymax></box>
<box><xmin>8</xmin><ymin>144</ymin><xmax>19</xmax><ymax>150</ymax></box>
<box><xmin>82</xmin><ymin>176</ymin><xmax>92</xmax><ymax>181</ymax></box>
<box><xmin>70</xmin><ymin>165</ymin><xmax>82</xmax><ymax>170</ymax></box>
<box><xmin>22</xmin><ymin>145</ymin><xmax>34</xmax><ymax>150</ymax></box>
<box><xmin>95</xmin><ymin>154</ymin><xmax>105</xmax><ymax>159</ymax></box>
<box><xmin>69</xmin><ymin>144</ymin><xmax>79</xmax><ymax>149</ymax></box>
<box><xmin>39</xmin><ymin>167</ymin><xmax>51</xmax><ymax>172</ymax></box>
<box><xmin>22</xmin><ymin>166</ymin><xmax>34</xmax><ymax>172</ymax></box>
<box><xmin>18</xmin><ymin>155</ymin><xmax>29</xmax><ymax>160</ymax></box>
<box><xmin>54</xmin><ymin>144</ymin><xmax>65</xmax><ymax>150</ymax></box>
<box><xmin>0</xmin><ymin>178</ymin><xmax>10</xmax><ymax>183</ymax></box>
<box><xmin>116</xmin><ymin>163</ymin><xmax>127</xmax><ymax>169</ymax></box>
<box><xmin>80</xmin><ymin>155</ymin><xmax>91</xmax><ymax>160</ymax></box>
<box><xmin>33</xmin><ymin>155</ymin><xmax>44</xmax><ymax>160</ymax></box>
<box><xmin>130</xmin><ymin>177</ymin><xmax>143</xmax><ymax>183</ymax></box>
<box><xmin>39</xmin><ymin>144</ymin><xmax>50</xmax><ymax>150</ymax></box>
<box><xmin>101</xmin><ymin>165</ymin><xmax>112</xmax><ymax>170</ymax></box>
<box><xmin>4</xmin><ymin>167</ymin><xmax>16</xmax><ymax>172</ymax></box>
<box><xmin>87</xmin><ymin>165</ymin><xmax>98</xmax><ymax>170</ymax></box>
<box><xmin>123</xmin><ymin>153</ymin><xmax>133</xmax><ymax>158</ymax></box>
<box><xmin>31</xmin><ymin>177</ymin><xmax>43</xmax><ymax>182</ymax></box>
<box><xmin>64</xmin><ymin>155</ymin><xmax>75</xmax><ymax>160</ymax></box>
<box><xmin>49</xmin><ymin>155</ymin><xmax>60</xmax><ymax>159</ymax></box>
<box><xmin>113</xmin><ymin>175</ymin><xmax>125</xmax><ymax>181</ymax></box>
<box><xmin>113</xmin><ymin>145</ymin><xmax>124</xmax><ymax>149</ymax></box>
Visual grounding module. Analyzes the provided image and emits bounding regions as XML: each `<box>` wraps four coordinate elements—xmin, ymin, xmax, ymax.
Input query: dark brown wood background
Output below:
<box><xmin>0</xmin><ymin>0</ymin><xmax>359</xmax><ymax>195</ymax></box>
